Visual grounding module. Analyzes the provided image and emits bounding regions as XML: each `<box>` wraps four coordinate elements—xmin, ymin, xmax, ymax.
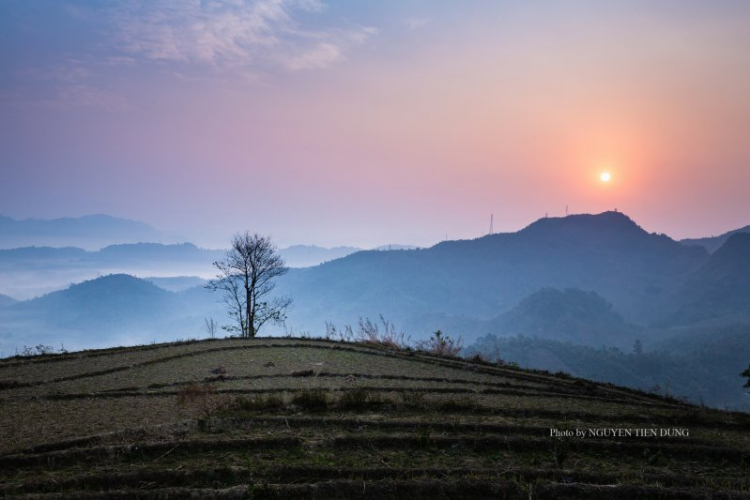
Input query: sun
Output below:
<box><xmin>600</xmin><ymin>172</ymin><xmax>611</xmax><ymax>182</ymax></box>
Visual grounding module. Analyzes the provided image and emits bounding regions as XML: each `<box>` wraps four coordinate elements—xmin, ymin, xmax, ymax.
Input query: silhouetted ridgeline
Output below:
<box><xmin>0</xmin><ymin>214</ymin><xmax>167</xmax><ymax>249</ymax></box>
<box><xmin>276</xmin><ymin>212</ymin><xmax>709</xmax><ymax>333</ymax></box>
<box><xmin>681</xmin><ymin>224</ymin><xmax>750</xmax><ymax>253</ymax></box>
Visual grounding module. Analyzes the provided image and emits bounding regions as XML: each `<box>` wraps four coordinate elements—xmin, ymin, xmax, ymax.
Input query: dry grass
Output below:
<box><xmin>1</xmin><ymin>337</ymin><xmax>749</xmax><ymax>498</ymax></box>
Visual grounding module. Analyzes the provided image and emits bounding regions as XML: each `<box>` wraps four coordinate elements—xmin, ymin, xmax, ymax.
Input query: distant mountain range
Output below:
<box><xmin>144</xmin><ymin>276</ymin><xmax>207</xmax><ymax>292</ymax></box>
<box><xmin>0</xmin><ymin>294</ymin><xmax>17</xmax><ymax>308</ymax></box>
<box><xmin>0</xmin><ymin>242</ymin><xmax>221</xmax><ymax>268</ymax></box>
<box><xmin>680</xmin><ymin>225</ymin><xmax>750</xmax><ymax>253</ymax></box>
<box><xmin>277</xmin><ymin>211</ymin><xmax>714</xmax><ymax>334</ymax></box>
<box><xmin>0</xmin><ymin>243</ymin><xmax>222</xmax><ymax>300</ymax></box>
<box><xmin>0</xmin><ymin>214</ymin><xmax>173</xmax><ymax>250</ymax></box>
<box><xmin>656</xmin><ymin>233</ymin><xmax>750</xmax><ymax>326</ymax></box>
<box><xmin>278</xmin><ymin>244</ymin><xmax>420</xmax><ymax>268</ymax></box>
<box><xmin>0</xmin><ymin>227</ymin><xmax>419</xmax><ymax>298</ymax></box>
<box><xmin>278</xmin><ymin>245</ymin><xmax>361</xmax><ymax>268</ymax></box>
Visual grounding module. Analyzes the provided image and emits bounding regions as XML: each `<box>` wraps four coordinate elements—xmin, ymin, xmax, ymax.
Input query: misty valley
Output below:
<box><xmin>1</xmin><ymin>211</ymin><xmax>748</xmax><ymax>411</ymax></box>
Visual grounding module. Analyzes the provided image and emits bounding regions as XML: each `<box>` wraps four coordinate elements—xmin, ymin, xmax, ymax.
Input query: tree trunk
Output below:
<box><xmin>245</xmin><ymin>286</ymin><xmax>253</xmax><ymax>338</ymax></box>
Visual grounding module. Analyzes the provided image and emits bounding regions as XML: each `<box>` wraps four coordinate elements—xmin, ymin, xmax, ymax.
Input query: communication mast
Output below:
<box><xmin>489</xmin><ymin>213</ymin><xmax>494</xmax><ymax>235</ymax></box>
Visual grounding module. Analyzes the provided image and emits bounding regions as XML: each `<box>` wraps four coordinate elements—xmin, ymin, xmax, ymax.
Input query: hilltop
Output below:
<box><xmin>278</xmin><ymin>211</ymin><xmax>709</xmax><ymax>333</ymax></box>
<box><xmin>0</xmin><ymin>274</ymin><xmax>226</xmax><ymax>354</ymax></box>
<box><xmin>1</xmin><ymin>337</ymin><xmax>748</xmax><ymax>498</ymax></box>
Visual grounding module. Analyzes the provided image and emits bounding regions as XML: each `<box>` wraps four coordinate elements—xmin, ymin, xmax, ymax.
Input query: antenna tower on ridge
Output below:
<box><xmin>489</xmin><ymin>213</ymin><xmax>494</xmax><ymax>235</ymax></box>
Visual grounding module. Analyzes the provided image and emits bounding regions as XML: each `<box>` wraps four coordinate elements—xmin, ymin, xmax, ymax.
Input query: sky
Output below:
<box><xmin>2</xmin><ymin>0</ymin><xmax>750</xmax><ymax>249</ymax></box>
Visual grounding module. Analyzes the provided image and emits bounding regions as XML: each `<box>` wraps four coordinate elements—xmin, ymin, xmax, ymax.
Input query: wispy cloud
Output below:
<box><xmin>109</xmin><ymin>0</ymin><xmax>377</xmax><ymax>72</ymax></box>
<box><xmin>3</xmin><ymin>1</ymin><xmax>377</xmax><ymax>110</ymax></box>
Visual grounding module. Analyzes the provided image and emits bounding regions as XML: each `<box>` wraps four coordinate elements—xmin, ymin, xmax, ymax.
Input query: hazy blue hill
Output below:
<box><xmin>656</xmin><ymin>233</ymin><xmax>750</xmax><ymax>326</ymax></box>
<box><xmin>482</xmin><ymin>288</ymin><xmax>639</xmax><ymax>348</ymax></box>
<box><xmin>145</xmin><ymin>276</ymin><xmax>207</xmax><ymax>292</ymax></box>
<box><xmin>0</xmin><ymin>246</ymin><xmax>89</xmax><ymax>262</ymax></box>
<box><xmin>13</xmin><ymin>274</ymin><xmax>177</xmax><ymax>330</ymax></box>
<box><xmin>0</xmin><ymin>293</ymin><xmax>17</xmax><ymax>308</ymax></box>
<box><xmin>373</xmin><ymin>244</ymin><xmax>420</xmax><ymax>251</ymax></box>
<box><xmin>0</xmin><ymin>243</ymin><xmax>221</xmax><ymax>299</ymax></box>
<box><xmin>0</xmin><ymin>274</ymin><xmax>230</xmax><ymax>353</ymax></box>
<box><xmin>681</xmin><ymin>224</ymin><xmax>750</xmax><ymax>253</ymax></box>
<box><xmin>277</xmin><ymin>211</ymin><xmax>708</xmax><ymax>335</ymax></box>
<box><xmin>0</xmin><ymin>246</ymin><xmax>88</xmax><ymax>271</ymax></box>
<box><xmin>0</xmin><ymin>246</ymin><xmax>87</xmax><ymax>260</ymax></box>
<box><xmin>0</xmin><ymin>214</ymin><xmax>154</xmax><ymax>236</ymax></box>
<box><xmin>0</xmin><ymin>243</ymin><xmax>221</xmax><ymax>267</ymax></box>
<box><xmin>278</xmin><ymin>245</ymin><xmax>361</xmax><ymax>268</ymax></box>
<box><xmin>96</xmin><ymin>242</ymin><xmax>223</xmax><ymax>262</ymax></box>
<box><xmin>0</xmin><ymin>214</ymin><xmax>167</xmax><ymax>249</ymax></box>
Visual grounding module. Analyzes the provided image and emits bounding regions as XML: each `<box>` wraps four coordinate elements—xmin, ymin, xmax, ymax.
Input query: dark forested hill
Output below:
<box><xmin>277</xmin><ymin>212</ymin><xmax>708</xmax><ymax>335</ymax></box>
<box><xmin>465</xmin><ymin>323</ymin><xmax>750</xmax><ymax>410</ymax></box>
<box><xmin>655</xmin><ymin>233</ymin><xmax>750</xmax><ymax>327</ymax></box>
<box><xmin>480</xmin><ymin>288</ymin><xmax>640</xmax><ymax>349</ymax></box>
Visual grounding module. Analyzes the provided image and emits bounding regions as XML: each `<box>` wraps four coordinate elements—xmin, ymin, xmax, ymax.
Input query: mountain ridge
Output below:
<box><xmin>680</xmin><ymin>224</ymin><xmax>750</xmax><ymax>253</ymax></box>
<box><xmin>277</xmin><ymin>211</ymin><xmax>709</xmax><ymax>333</ymax></box>
<box><xmin>0</xmin><ymin>214</ymin><xmax>169</xmax><ymax>250</ymax></box>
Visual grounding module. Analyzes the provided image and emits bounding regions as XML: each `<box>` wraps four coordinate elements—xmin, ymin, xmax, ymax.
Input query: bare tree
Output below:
<box><xmin>204</xmin><ymin>317</ymin><xmax>218</xmax><ymax>339</ymax></box>
<box><xmin>207</xmin><ymin>232</ymin><xmax>292</xmax><ymax>338</ymax></box>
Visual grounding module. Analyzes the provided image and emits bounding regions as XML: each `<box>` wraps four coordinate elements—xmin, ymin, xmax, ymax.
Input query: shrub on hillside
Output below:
<box><xmin>416</xmin><ymin>330</ymin><xmax>463</xmax><ymax>357</ymax></box>
<box><xmin>325</xmin><ymin>315</ymin><xmax>409</xmax><ymax>350</ymax></box>
<box><xmin>356</xmin><ymin>316</ymin><xmax>409</xmax><ymax>350</ymax></box>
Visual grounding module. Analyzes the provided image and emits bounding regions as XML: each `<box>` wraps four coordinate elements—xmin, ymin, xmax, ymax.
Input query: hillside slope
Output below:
<box><xmin>1</xmin><ymin>338</ymin><xmax>748</xmax><ymax>498</ymax></box>
<box><xmin>656</xmin><ymin>233</ymin><xmax>750</xmax><ymax>327</ymax></box>
<box><xmin>466</xmin><ymin>325</ymin><xmax>750</xmax><ymax>411</ymax></box>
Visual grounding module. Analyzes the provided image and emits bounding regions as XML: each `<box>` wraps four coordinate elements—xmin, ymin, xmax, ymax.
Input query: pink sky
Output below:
<box><xmin>2</xmin><ymin>1</ymin><xmax>749</xmax><ymax>248</ymax></box>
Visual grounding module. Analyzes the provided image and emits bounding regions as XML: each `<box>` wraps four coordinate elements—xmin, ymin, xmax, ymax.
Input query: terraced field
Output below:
<box><xmin>1</xmin><ymin>337</ymin><xmax>749</xmax><ymax>499</ymax></box>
